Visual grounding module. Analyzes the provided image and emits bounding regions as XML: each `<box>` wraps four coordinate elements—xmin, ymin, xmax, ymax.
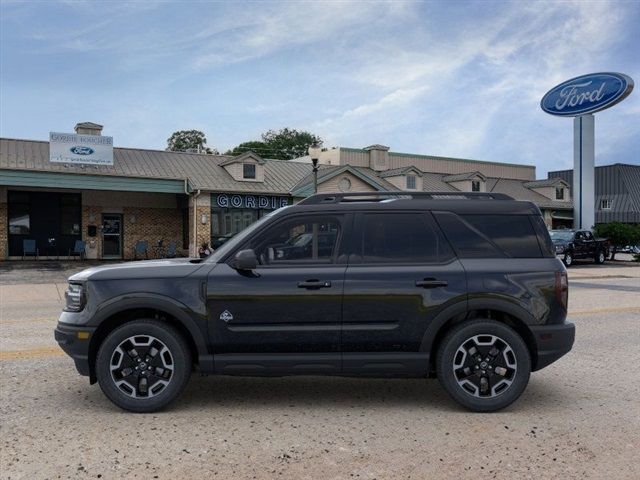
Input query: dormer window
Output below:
<box><xmin>472</xmin><ymin>180</ymin><xmax>481</xmax><ymax>192</ymax></box>
<box><xmin>406</xmin><ymin>175</ymin><xmax>417</xmax><ymax>190</ymax></box>
<box><xmin>243</xmin><ymin>163</ymin><xmax>256</xmax><ymax>180</ymax></box>
<box><xmin>556</xmin><ymin>187</ymin><xmax>564</xmax><ymax>200</ymax></box>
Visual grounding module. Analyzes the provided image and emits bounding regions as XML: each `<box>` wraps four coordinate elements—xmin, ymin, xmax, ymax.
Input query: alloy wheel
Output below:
<box><xmin>110</xmin><ymin>335</ymin><xmax>174</xmax><ymax>398</ymax></box>
<box><xmin>452</xmin><ymin>334</ymin><xmax>517</xmax><ymax>398</ymax></box>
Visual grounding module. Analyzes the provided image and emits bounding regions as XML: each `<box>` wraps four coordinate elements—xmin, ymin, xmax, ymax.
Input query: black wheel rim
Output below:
<box><xmin>452</xmin><ymin>334</ymin><xmax>517</xmax><ymax>398</ymax></box>
<box><xmin>565</xmin><ymin>254</ymin><xmax>572</xmax><ymax>265</ymax></box>
<box><xmin>110</xmin><ymin>335</ymin><xmax>174</xmax><ymax>398</ymax></box>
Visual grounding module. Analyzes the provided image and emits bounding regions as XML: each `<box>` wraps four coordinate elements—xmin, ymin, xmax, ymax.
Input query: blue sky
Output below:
<box><xmin>1</xmin><ymin>0</ymin><xmax>638</xmax><ymax>177</ymax></box>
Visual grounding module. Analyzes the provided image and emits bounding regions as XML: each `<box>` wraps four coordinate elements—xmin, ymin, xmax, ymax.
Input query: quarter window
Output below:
<box><xmin>461</xmin><ymin>214</ymin><xmax>543</xmax><ymax>258</ymax></box>
<box><xmin>359</xmin><ymin>213</ymin><xmax>454</xmax><ymax>263</ymax></box>
<box><xmin>251</xmin><ymin>217</ymin><xmax>341</xmax><ymax>265</ymax></box>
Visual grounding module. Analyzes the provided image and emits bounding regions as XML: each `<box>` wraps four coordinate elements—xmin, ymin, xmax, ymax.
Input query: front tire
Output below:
<box><xmin>595</xmin><ymin>250</ymin><xmax>606</xmax><ymax>264</ymax></box>
<box><xmin>436</xmin><ymin>319</ymin><xmax>531</xmax><ymax>412</ymax></box>
<box><xmin>563</xmin><ymin>252</ymin><xmax>573</xmax><ymax>267</ymax></box>
<box><xmin>96</xmin><ymin>319</ymin><xmax>192</xmax><ymax>413</ymax></box>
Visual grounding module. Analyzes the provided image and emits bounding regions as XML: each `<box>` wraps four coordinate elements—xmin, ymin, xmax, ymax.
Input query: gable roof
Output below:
<box><xmin>523</xmin><ymin>178</ymin><xmax>568</xmax><ymax>188</ymax></box>
<box><xmin>290</xmin><ymin>164</ymin><xmax>399</xmax><ymax>197</ymax></box>
<box><xmin>443</xmin><ymin>171</ymin><xmax>487</xmax><ymax>182</ymax></box>
<box><xmin>75</xmin><ymin>122</ymin><xmax>103</xmax><ymax>129</ymax></box>
<box><xmin>378</xmin><ymin>166</ymin><xmax>423</xmax><ymax>178</ymax></box>
<box><xmin>218</xmin><ymin>150</ymin><xmax>266</xmax><ymax>166</ymax></box>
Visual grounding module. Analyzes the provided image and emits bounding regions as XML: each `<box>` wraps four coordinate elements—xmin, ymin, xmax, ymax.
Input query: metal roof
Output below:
<box><xmin>523</xmin><ymin>178</ymin><xmax>568</xmax><ymax>188</ymax></box>
<box><xmin>443</xmin><ymin>171</ymin><xmax>487</xmax><ymax>182</ymax></box>
<box><xmin>0</xmin><ymin>138</ymin><xmax>311</xmax><ymax>195</ymax></box>
<box><xmin>378</xmin><ymin>166</ymin><xmax>423</xmax><ymax>178</ymax></box>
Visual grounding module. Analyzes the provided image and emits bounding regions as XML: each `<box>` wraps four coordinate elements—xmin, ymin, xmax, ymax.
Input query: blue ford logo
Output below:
<box><xmin>541</xmin><ymin>72</ymin><xmax>633</xmax><ymax>117</ymax></box>
<box><xmin>70</xmin><ymin>146</ymin><xmax>95</xmax><ymax>155</ymax></box>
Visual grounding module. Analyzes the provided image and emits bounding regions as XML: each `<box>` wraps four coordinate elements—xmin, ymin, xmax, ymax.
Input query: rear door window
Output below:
<box><xmin>357</xmin><ymin>212</ymin><xmax>454</xmax><ymax>264</ymax></box>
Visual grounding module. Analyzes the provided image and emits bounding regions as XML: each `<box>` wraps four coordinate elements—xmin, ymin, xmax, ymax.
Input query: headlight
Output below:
<box><xmin>555</xmin><ymin>245</ymin><xmax>565</xmax><ymax>253</ymax></box>
<box><xmin>64</xmin><ymin>282</ymin><xmax>86</xmax><ymax>312</ymax></box>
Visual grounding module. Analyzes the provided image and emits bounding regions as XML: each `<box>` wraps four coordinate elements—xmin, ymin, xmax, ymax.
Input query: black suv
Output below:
<box><xmin>55</xmin><ymin>192</ymin><xmax>574</xmax><ymax>413</ymax></box>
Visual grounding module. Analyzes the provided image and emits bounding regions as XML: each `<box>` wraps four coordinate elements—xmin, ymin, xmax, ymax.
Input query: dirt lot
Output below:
<box><xmin>1</xmin><ymin>260</ymin><xmax>639</xmax><ymax>479</ymax></box>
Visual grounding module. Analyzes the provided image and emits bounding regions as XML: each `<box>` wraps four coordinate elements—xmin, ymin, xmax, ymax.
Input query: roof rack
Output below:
<box><xmin>298</xmin><ymin>191</ymin><xmax>514</xmax><ymax>205</ymax></box>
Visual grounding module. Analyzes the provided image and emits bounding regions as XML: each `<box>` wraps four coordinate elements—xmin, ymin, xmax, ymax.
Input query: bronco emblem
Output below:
<box><xmin>219</xmin><ymin>310</ymin><xmax>233</xmax><ymax>322</ymax></box>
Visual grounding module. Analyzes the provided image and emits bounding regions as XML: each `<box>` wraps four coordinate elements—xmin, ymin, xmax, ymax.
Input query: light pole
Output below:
<box><xmin>308</xmin><ymin>144</ymin><xmax>322</xmax><ymax>194</ymax></box>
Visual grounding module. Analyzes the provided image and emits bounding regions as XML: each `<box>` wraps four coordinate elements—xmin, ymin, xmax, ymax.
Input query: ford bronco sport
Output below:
<box><xmin>55</xmin><ymin>192</ymin><xmax>574</xmax><ymax>413</ymax></box>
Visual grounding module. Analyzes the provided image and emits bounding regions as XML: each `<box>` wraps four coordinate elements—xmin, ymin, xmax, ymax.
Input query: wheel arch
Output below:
<box><xmin>422</xmin><ymin>298</ymin><xmax>539</xmax><ymax>373</ymax></box>
<box><xmin>87</xmin><ymin>295</ymin><xmax>212</xmax><ymax>383</ymax></box>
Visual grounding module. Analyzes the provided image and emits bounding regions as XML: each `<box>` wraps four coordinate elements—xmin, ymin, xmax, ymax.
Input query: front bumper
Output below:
<box><xmin>54</xmin><ymin>322</ymin><xmax>96</xmax><ymax>377</ymax></box>
<box><xmin>530</xmin><ymin>322</ymin><xmax>575</xmax><ymax>371</ymax></box>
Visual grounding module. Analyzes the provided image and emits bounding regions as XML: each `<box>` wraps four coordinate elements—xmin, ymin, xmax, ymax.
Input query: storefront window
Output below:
<box><xmin>60</xmin><ymin>194</ymin><xmax>81</xmax><ymax>235</ymax></box>
<box><xmin>9</xmin><ymin>204</ymin><xmax>30</xmax><ymax>234</ymax></box>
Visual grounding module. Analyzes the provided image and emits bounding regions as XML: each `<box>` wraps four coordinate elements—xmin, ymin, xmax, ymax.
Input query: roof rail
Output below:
<box><xmin>298</xmin><ymin>191</ymin><xmax>513</xmax><ymax>205</ymax></box>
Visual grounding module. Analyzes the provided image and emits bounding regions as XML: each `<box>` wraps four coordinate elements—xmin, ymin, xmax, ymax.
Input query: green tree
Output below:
<box><xmin>593</xmin><ymin>222</ymin><xmax>640</xmax><ymax>260</ymax></box>
<box><xmin>226</xmin><ymin>128</ymin><xmax>323</xmax><ymax>160</ymax></box>
<box><xmin>167</xmin><ymin>130</ymin><xmax>217</xmax><ymax>154</ymax></box>
<box><xmin>225</xmin><ymin>141</ymin><xmax>269</xmax><ymax>157</ymax></box>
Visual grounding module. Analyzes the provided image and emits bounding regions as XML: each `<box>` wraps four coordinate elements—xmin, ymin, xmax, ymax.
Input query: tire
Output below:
<box><xmin>595</xmin><ymin>250</ymin><xmax>606</xmax><ymax>264</ymax></box>
<box><xmin>563</xmin><ymin>252</ymin><xmax>573</xmax><ymax>267</ymax></box>
<box><xmin>436</xmin><ymin>319</ymin><xmax>531</xmax><ymax>412</ymax></box>
<box><xmin>96</xmin><ymin>319</ymin><xmax>192</xmax><ymax>413</ymax></box>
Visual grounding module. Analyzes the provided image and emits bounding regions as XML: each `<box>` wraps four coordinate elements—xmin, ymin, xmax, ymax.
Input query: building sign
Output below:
<box><xmin>541</xmin><ymin>72</ymin><xmax>634</xmax><ymax>117</ymax></box>
<box><xmin>213</xmin><ymin>193</ymin><xmax>289</xmax><ymax>210</ymax></box>
<box><xmin>49</xmin><ymin>132</ymin><xmax>114</xmax><ymax>165</ymax></box>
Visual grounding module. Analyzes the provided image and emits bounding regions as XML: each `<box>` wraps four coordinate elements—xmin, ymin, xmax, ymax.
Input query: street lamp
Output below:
<box><xmin>308</xmin><ymin>144</ymin><xmax>322</xmax><ymax>194</ymax></box>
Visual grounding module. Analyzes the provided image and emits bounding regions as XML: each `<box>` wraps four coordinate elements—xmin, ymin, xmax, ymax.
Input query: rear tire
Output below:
<box><xmin>436</xmin><ymin>319</ymin><xmax>531</xmax><ymax>412</ymax></box>
<box><xmin>96</xmin><ymin>319</ymin><xmax>192</xmax><ymax>413</ymax></box>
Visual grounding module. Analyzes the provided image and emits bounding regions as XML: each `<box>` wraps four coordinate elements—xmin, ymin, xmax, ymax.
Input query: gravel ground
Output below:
<box><xmin>1</xmin><ymin>263</ymin><xmax>639</xmax><ymax>479</ymax></box>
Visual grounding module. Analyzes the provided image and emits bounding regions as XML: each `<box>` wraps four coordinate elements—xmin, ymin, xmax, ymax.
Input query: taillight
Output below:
<box><xmin>555</xmin><ymin>271</ymin><xmax>568</xmax><ymax>310</ymax></box>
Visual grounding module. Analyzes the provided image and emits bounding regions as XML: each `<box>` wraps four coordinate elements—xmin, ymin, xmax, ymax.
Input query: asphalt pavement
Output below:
<box><xmin>1</xmin><ymin>260</ymin><xmax>639</xmax><ymax>479</ymax></box>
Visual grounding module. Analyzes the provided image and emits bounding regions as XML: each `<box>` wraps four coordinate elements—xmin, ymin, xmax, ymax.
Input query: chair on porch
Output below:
<box><xmin>68</xmin><ymin>240</ymin><xmax>86</xmax><ymax>261</ymax></box>
<box><xmin>134</xmin><ymin>240</ymin><xmax>149</xmax><ymax>260</ymax></box>
<box><xmin>22</xmin><ymin>239</ymin><xmax>39</xmax><ymax>260</ymax></box>
<box><xmin>165</xmin><ymin>241</ymin><xmax>178</xmax><ymax>258</ymax></box>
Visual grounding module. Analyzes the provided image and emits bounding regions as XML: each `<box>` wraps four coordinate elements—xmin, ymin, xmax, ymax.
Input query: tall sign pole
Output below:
<box><xmin>573</xmin><ymin>114</ymin><xmax>594</xmax><ymax>229</ymax></box>
<box><xmin>541</xmin><ymin>72</ymin><xmax>633</xmax><ymax>229</ymax></box>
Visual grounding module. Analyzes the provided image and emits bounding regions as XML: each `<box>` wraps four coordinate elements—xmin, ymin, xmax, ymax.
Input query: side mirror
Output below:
<box><xmin>233</xmin><ymin>249</ymin><xmax>258</xmax><ymax>271</ymax></box>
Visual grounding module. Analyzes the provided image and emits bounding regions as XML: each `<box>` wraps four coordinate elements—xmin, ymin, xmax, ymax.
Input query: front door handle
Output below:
<box><xmin>415</xmin><ymin>278</ymin><xmax>448</xmax><ymax>288</ymax></box>
<box><xmin>297</xmin><ymin>280</ymin><xmax>332</xmax><ymax>289</ymax></box>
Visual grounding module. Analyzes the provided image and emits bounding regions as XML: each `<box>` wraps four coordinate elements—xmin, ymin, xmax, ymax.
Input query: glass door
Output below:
<box><xmin>102</xmin><ymin>214</ymin><xmax>123</xmax><ymax>259</ymax></box>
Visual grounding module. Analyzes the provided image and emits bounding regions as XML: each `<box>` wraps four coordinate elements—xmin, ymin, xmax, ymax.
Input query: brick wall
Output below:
<box><xmin>188</xmin><ymin>194</ymin><xmax>211</xmax><ymax>256</ymax></box>
<box><xmin>122</xmin><ymin>207</ymin><xmax>183</xmax><ymax>260</ymax></box>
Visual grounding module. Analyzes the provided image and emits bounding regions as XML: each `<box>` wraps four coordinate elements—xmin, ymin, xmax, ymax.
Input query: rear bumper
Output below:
<box><xmin>530</xmin><ymin>322</ymin><xmax>575</xmax><ymax>371</ymax></box>
<box><xmin>54</xmin><ymin>323</ymin><xmax>96</xmax><ymax>377</ymax></box>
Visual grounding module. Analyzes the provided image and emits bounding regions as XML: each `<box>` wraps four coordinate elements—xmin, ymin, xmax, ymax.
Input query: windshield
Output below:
<box><xmin>205</xmin><ymin>207</ymin><xmax>290</xmax><ymax>263</ymax></box>
<box><xmin>549</xmin><ymin>230</ymin><xmax>574</xmax><ymax>241</ymax></box>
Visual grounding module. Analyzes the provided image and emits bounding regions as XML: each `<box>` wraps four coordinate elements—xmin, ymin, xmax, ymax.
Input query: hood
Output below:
<box><xmin>551</xmin><ymin>239</ymin><xmax>570</xmax><ymax>246</ymax></box>
<box><xmin>69</xmin><ymin>258</ymin><xmax>207</xmax><ymax>282</ymax></box>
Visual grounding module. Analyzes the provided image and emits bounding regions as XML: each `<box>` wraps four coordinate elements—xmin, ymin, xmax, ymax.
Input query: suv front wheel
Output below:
<box><xmin>436</xmin><ymin>319</ymin><xmax>531</xmax><ymax>412</ymax></box>
<box><xmin>96</xmin><ymin>319</ymin><xmax>192</xmax><ymax>413</ymax></box>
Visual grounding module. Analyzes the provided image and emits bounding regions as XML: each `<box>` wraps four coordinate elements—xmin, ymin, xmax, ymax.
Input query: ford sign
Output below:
<box><xmin>70</xmin><ymin>146</ymin><xmax>95</xmax><ymax>155</ymax></box>
<box><xmin>541</xmin><ymin>72</ymin><xmax>633</xmax><ymax>116</ymax></box>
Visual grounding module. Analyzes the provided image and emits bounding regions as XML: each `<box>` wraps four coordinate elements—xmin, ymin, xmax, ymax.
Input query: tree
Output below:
<box><xmin>225</xmin><ymin>141</ymin><xmax>269</xmax><ymax>157</ymax></box>
<box><xmin>167</xmin><ymin>130</ymin><xmax>217</xmax><ymax>154</ymax></box>
<box><xmin>593</xmin><ymin>222</ymin><xmax>640</xmax><ymax>260</ymax></box>
<box><xmin>226</xmin><ymin>128</ymin><xmax>322</xmax><ymax>160</ymax></box>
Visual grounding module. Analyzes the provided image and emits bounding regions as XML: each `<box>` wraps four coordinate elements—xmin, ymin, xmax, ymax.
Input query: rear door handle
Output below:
<box><xmin>297</xmin><ymin>280</ymin><xmax>332</xmax><ymax>289</ymax></box>
<box><xmin>415</xmin><ymin>279</ymin><xmax>448</xmax><ymax>288</ymax></box>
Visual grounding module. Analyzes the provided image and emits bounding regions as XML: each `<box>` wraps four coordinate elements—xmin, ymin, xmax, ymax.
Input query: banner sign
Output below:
<box><xmin>213</xmin><ymin>193</ymin><xmax>289</xmax><ymax>210</ymax></box>
<box><xmin>49</xmin><ymin>132</ymin><xmax>114</xmax><ymax>165</ymax></box>
<box><xmin>541</xmin><ymin>72</ymin><xmax>634</xmax><ymax>117</ymax></box>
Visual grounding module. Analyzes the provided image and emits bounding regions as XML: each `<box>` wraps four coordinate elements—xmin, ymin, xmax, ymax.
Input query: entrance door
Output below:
<box><xmin>102</xmin><ymin>214</ymin><xmax>123</xmax><ymax>259</ymax></box>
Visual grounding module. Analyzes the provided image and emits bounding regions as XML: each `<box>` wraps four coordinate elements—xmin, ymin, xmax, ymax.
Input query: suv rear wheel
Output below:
<box><xmin>436</xmin><ymin>319</ymin><xmax>531</xmax><ymax>412</ymax></box>
<box><xmin>96</xmin><ymin>319</ymin><xmax>192</xmax><ymax>412</ymax></box>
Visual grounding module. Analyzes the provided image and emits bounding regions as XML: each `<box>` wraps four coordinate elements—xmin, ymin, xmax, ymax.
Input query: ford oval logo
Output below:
<box><xmin>70</xmin><ymin>146</ymin><xmax>95</xmax><ymax>155</ymax></box>
<box><xmin>541</xmin><ymin>72</ymin><xmax>633</xmax><ymax>117</ymax></box>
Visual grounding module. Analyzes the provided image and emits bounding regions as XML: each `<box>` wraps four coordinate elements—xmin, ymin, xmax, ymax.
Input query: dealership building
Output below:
<box><xmin>1</xmin><ymin>122</ymin><xmax>576</xmax><ymax>261</ymax></box>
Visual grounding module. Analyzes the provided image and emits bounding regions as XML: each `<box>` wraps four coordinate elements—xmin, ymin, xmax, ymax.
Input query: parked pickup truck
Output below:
<box><xmin>549</xmin><ymin>229</ymin><xmax>609</xmax><ymax>267</ymax></box>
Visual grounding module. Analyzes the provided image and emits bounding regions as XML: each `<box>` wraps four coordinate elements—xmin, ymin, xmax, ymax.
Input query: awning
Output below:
<box><xmin>551</xmin><ymin>210</ymin><xmax>573</xmax><ymax>220</ymax></box>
